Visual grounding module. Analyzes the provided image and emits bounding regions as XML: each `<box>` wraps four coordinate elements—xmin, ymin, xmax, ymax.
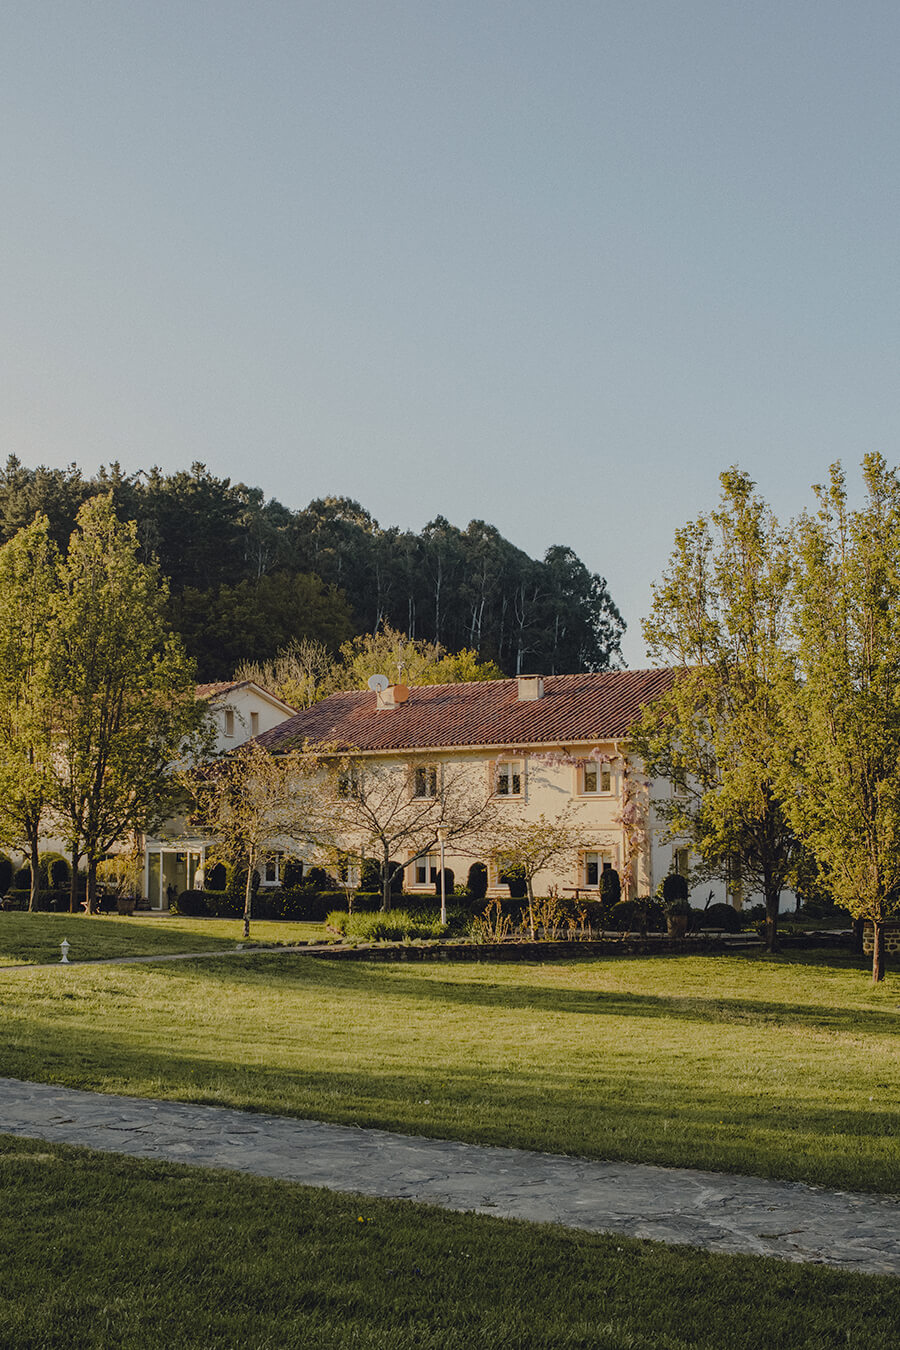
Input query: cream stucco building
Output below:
<box><xmin>252</xmin><ymin>669</ymin><xmax>733</xmax><ymax>904</ymax></box>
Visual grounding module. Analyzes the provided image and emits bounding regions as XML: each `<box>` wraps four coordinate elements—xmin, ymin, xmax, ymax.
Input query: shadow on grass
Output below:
<box><xmin>1</xmin><ymin>995</ymin><xmax>898</xmax><ymax>1195</ymax></box>
<box><xmin>155</xmin><ymin>949</ymin><xmax>900</xmax><ymax>1039</ymax></box>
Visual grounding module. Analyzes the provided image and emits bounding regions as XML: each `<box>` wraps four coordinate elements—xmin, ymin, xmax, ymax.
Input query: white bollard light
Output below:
<box><xmin>60</xmin><ymin>939</ymin><xmax>70</xmax><ymax>964</ymax></box>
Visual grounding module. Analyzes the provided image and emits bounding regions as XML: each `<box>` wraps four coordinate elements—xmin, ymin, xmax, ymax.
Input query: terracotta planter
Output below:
<box><xmin>666</xmin><ymin>913</ymin><xmax>689</xmax><ymax>939</ymax></box>
<box><xmin>116</xmin><ymin>898</ymin><xmax>137</xmax><ymax>916</ymax></box>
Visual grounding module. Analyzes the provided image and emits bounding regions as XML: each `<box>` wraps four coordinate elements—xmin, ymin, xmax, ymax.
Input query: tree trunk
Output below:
<box><xmin>243</xmin><ymin>846</ymin><xmax>255</xmax><ymax>939</ymax></box>
<box><xmin>69</xmin><ymin>846</ymin><xmax>81</xmax><ymax>913</ymax></box>
<box><xmin>526</xmin><ymin>878</ymin><xmax>536</xmax><ymax>941</ymax></box>
<box><xmin>28</xmin><ymin>829</ymin><xmax>40</xmax><ymax>914</ymax></box>
<box><xmin>764</xmin><ymin>889</ymin><xmax>780</xmax><ymax>953</ymax></box>
<box><xmin>87</xmin><ymin>857</ymin><xmax>98</xmax><ymax>914</ymax></box>
<box><xmin>871</xmin><ymin>920</ymin><xmax>886</xmax><ymax>983</ymax></box>
<box><xmin>381</xmin><ymin>846</ymin><xmax>392</xmax><ymax>913</ymax></box>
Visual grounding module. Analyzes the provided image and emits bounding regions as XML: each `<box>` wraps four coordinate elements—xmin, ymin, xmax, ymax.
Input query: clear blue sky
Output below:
<box><xmin>3</xmin><ymin>2</ymin><xmax>898</xmax><ymax>665</ymax></box>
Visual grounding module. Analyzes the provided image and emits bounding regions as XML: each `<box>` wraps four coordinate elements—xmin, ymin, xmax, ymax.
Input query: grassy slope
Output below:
<box><xmin>0</xmin><ymin>912</ymin><xmax>328</xmax><ymax>965</ymax></box>
<box><xmin>2</xmin><ymin>1135</ymin><xmax>897</xmax><ymax>1350</ymax></box>
<box><xmin>1</xmin><ymin>948</ymin><xmax>897</xmax><ymax>1193</ymax></box>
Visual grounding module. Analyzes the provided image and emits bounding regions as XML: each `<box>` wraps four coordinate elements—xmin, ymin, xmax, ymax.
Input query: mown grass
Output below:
<box><xmin>1</xmin><ymin>948</ymin><xmax>898</xmax><ymax>1193</ymax></box>
<box><xmin>1</xmin><ymin>1134</ymin><xmax>897</xmax><ymax>1350</ymax></box>
<box><xmin>0</xmin><ymin>912</ymin><xmax>328</xmax><ymax>965</ymax></box>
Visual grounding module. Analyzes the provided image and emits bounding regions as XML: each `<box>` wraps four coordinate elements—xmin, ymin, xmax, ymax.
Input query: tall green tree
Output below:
<box><xmin>0</xmin><ymin>517</ymin><xmax>59</xmax><ymax>910</ymax></box>
<box><xmin>632</xmin><ymin>469</ymin><xmax>798</xmax><ymax>951</ymax></box>
<box><xmin>785</xmin><ymin>456</ymin><xmax>900</xmax><ymax>981</ymax></box>
<box><xmin>50</xmin><ymin>496</ymin><xmax>207</xmax><ymax>911</ymax></box>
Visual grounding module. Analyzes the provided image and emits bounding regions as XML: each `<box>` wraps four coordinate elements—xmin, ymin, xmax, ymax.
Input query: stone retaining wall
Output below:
<box><xmin>311</xmin><ymin>936</ymin><xmax>734</xmax><ymax>963</ymax></box>
<box><xmin>863</xmin><ymin>921</ymin><xmax>900</xmax><ymax>955</ymax></box>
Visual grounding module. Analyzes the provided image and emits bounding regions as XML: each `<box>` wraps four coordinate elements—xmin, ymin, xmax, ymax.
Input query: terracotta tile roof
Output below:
<box><xmin>195</xmin><ymin>680</ymin><xmax>296</xmax><ymax>712</ymax></box>
<box><xmin>195</xmin><ymin>681</ymin><xmax>246</xmax><ymax>699</ymax></box>
<box><xmin>257</xmin><ymin>669</ymin><xmax>677</xmax><ymax>755</ymax></box>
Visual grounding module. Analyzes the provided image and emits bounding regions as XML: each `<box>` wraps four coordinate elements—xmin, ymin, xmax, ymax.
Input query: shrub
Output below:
<box><xmin>696</xmin><ymin>902</ymin><xmax>742</xmax><ymax>933</ymax></box>
<box><xmin>227</xmin><ymin>867</ymin><xmax>260</xmax><ymax>902</ymax></box>
<box><xmin>326</xmin><ymin>909</ymin><xmax>448</xmax><ymax>942</ymax></box>
<box><xmin>434</xmin><ymin>868</ymin><xmax>454</xmax><ymax>898</ymax></box>
<box><xmin>175</xmin><ymin>890</ymin><xmax>208</xmax><ymax>917</ymax></box>
<box><xmin>467</xmin><ymin>862</ymin><xmax>488</xmax><ymax>900</ymax></box>
<box><xmin>360</xmin><ymin>859</ymin><xmax>381</xmax><ymax>892</ymax></box>
<box><xmin>204</xmin><ymin>889</ymin><xmax>245</xmax><ymax>918</ymax></box>
<box><xmin>298</xmin><ymin>866</ymin><xmax>338</xmax><ymax>892</ymax></box>
<box><xmin>266</xmin><ymin>888</ymin><xmax>348</xmax><ymax>922</ymax></box>
<box><xmin>281</xmin><ymin>858</ymin><xmax>305</xmax><ymax>888</ymax></box>
<box><xmin>0</xmin><ymin>853</ymin><xmax>13</xmax><ymax>894</ymax></box>
<box><xmin>205</xmin><ymin>862</ymin><xmax>230</xmax><ymax>891</ymax></box>
<box><xmin>600</xmin><ymin>868</ymin><xmax>621</xmax><ymax>912</ymax></box>
<box><xmin>13</xmin><ymin>865</ymin><xmax>31</xmax><ymax>889</ymax></box>
<box><xmin>609</xmin><ymin>897</ymin><xmax>665</xmax><ymax>933</ymax></box>
<box><xmin>661</xmin><ymin>873</ymin><xmax>690</xmax><ymax>912</ymax></box>
<box><xmin>500</xmin><ymin>866</ymin><xmax>528</xmax><ymax>899</ymax></box>
<box><xmin>796</xmin><ymin>897</ymin><xmax>839</xmax><ymax>921</ymax></box>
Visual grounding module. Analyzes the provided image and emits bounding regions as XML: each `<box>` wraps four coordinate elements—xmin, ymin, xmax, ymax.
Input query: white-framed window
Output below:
<box><xmin>583</xmin><ymin>851</ymin><xmax>614</xmax><ymax>888</ymax></box>
<box><xmin>413</xmin><ymin>765</ymin><xmax>439</xmax><ymax>798</ymax></box>
<box><xmin>263</xmin><ymin>852</ymin><xmax>284</xmax><ymax>885</ymax></box>
<box><xmin>411</xmin><ymin>852</ymin><xmax>439</xmax><ymax>887</ymax></box>
<box><xmin>337</xmin><ymin>856</ymin><xmax>362</xmax><ymax>888</ymax></box>
<box><xmin>224</xmin><ymin>708</ymin><xmax>235</xmax><ymax>737</ymax></box>
<box><xmin>671</xmin><ymin>766</ymin><xmax>689</xmax><ymax>798</ymax></box>
<box><xmin>338</xmin><ymin>764</ymin><xmax>362</xmax><ymax>798</ymax></box>
<box><xmin>494</xmin><ymin>759</ymin><xmax>523</xmax><ymax>797</ymax></box>
<box><xmin>250</xmin><ymin>711</ymin><xmax>259</xmax><ymax>736</ymax></box>
<box><xmin>579</xmin><ymin>759</ymin><xmax>612</xmax><ymax>795</ymax></box>
<box><xmin>674</xmin><ymin>847</ymin><xmax>691</xmax><ymax>878</ymax></box>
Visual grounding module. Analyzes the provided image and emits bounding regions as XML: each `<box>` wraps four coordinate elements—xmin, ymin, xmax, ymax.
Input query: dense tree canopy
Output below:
<box><xmin>632</xmin><ymin>469</ymin><xmax>800</xmax><ymax>951</ymax></box>
<box><xmin>0</xmin><ymin>459</ymin><xmax>625</xmax><ymax>679</ymax></box>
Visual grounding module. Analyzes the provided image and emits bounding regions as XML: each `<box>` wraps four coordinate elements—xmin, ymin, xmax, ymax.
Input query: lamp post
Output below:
<box><xmin>437</xmin><ymin>827</ymin><xmax>448</xmax><ymax>925</ymax></box>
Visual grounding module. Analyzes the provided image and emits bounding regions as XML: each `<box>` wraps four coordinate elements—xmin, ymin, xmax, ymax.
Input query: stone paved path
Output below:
<box><xmin>2</xmin><ymin>1076</ymin><xmax>898</xmax><ymax>1275</ymax></box>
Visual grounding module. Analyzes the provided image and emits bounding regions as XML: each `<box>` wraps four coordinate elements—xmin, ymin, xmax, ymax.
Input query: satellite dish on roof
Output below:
<box><xmin>367</xmin><ymin>673</ymin><xmax>389</xmax><ymax>693</ymax></box>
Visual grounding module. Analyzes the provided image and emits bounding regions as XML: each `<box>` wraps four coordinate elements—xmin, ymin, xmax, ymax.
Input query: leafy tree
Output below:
<box><xmin>234</xmin><ymin>638</ymin><xmax>340</xmax><ymax>710</ymax></box>
<box><xmin>49</xmin><ymin>496</ymin><xmax>208</xmax><ymax>911</ymax></box>
<box><xmin>0</xmin><ymin>459</ymin><xmax>625</xmax><ymax>678</ymax></box>
<box><xmin>337</xmin><ymin>626</ymin><xmax>503</xmax><ymax>691</ymax></box>
<box><xmin>632</xmin><ymin>469</ymin><xmax>798</xmax><ymax>951</ymax></box>
<box><xmin>785</xmin><ymin>456</ymin><xmax>900</xmax><ymax>981</ymax></box>
<box><xmin>0</xmin><ymin>517</ymin><xmax>59</xmax><ymax>911</ymax></box>
<box><xmin>174</xmin><ymin>571</ymin><xmax>354</xmax><ymax>678</ymax></box>
<box><xmin>0</xmin><ymin>456</ymin><xmax>88</xmax><ymax>551</ymax></box>
<box><xmin>184</xmin><ymin>742</ymin><xmax>318</xmax><ymax>938</ymax></box>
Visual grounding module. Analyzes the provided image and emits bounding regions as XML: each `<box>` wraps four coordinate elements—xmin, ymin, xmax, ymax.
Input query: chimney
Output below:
<box><xmin>516</xmin><ymin>675</ymin><xmax>544</xmax><ymax>701</ymax></box>
<box><xmin>376</xmin><ymin>683</ymin><xmax>409</xmax><ymax>710</ymax></box>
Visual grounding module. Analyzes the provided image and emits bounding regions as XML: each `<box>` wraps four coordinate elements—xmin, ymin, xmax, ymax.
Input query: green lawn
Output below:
<box><xmin>1</xmin><ymin>1134</ymin><xmax>896</xmax><ymax>1350</ymax></box>
<box><xmin>1</xmin><ymin>946</ymin><xmax>898</xmax><ymax>1193</ymax></box>
<box><xmin>0</xmin><ymin>911</ymin><xmax>328</xmax><ymax>965</ymax></box>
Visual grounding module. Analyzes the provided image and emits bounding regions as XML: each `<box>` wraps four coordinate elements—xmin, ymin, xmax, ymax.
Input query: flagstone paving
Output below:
<box><xmin>2</xmin><ymin>1076</ymin><xmax>898</xmax><ymax>1275</ymax></box>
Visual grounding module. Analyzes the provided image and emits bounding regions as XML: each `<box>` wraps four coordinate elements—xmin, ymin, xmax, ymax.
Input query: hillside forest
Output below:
<box><xmin>0</xmin><ymin>458</ymin><xmax>625</xmax><ymax>681</ymax></box>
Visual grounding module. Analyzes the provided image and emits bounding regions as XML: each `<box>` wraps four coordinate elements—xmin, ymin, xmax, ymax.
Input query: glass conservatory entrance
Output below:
<box><xmin>145</xmin><ymin>848</ymin><xmax>204</xmax><ymax>910</ymax></box>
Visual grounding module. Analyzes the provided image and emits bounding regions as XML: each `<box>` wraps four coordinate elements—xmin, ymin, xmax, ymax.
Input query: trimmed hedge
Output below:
<box><xmin>467</xmin><ymin>862</ymin><xmax>488</xmax><ymax>901</ymax></box>
<box><xmin>2</xmin><ymin>888</ymin><xmax>79</xmax><ymax>913</ymax></box>
<box><xmin>610</xmin><ymin>898</ymin><xmax>666</xmax><ymax>933</ymax></box>
<box><xmin>696</xmin><ymin>902</ymin><xmax>743</xmax><ymax>933</ymax></box>
<box><xmin>170</xmin><ymin>889</ymin><xmax>401</xmax><ymax>922</ymax></box>
<box><xmin>174</xmin><ymin>890</ymin><xmax>208</xmax><ymax>917</ymax></box>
